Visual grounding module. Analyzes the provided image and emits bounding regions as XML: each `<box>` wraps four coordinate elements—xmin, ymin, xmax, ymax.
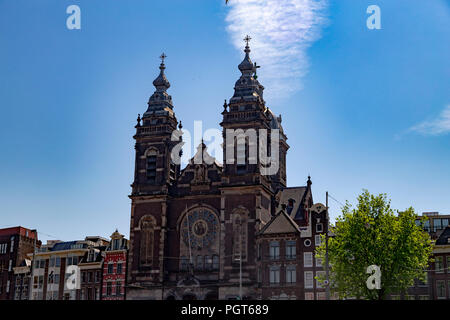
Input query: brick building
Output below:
<box><xmin>431</xmin><ymin>226</ymin><xmax>450</xmax><ymax>299</ymax></box>
<box><xmin>126</xmin><ymin>39</ymin><xmax>329</xmax><ymax>300</ymax></box>
<box><xmin>390</xmin><ymin>212</ymin><xmax>450</xmax><ymax>300</ymax></box>
<box><xmin>102</xmin><ymin>230</ymin><xmax>128</xmax><ymax>300</ymax></box>
<box><xmin>12</xmin><ymin>259</ymin><xmax>32</xmax><ymax>300</ymax></box>
<box><xmin>78</xmin><ymin>236</ymin><xmax>109</xmax><ymax>300</ymax></box>
<box><xmin>0</xmin><ymin>226</ymin><xmax>39</xmax><ymax>300</ymax></box>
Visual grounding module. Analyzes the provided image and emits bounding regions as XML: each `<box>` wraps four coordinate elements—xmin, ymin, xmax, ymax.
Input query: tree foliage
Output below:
<box><xmin>316</xmin><ymin>190</ymin><xmax>433</xmax><ymax>300</ymax></box>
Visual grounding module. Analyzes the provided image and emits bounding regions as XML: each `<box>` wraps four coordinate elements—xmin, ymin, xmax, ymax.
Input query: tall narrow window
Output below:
<box><xmin>146</xmin><ymin>155</ymin><xmax>157</xmax><ymax>183</ymax></box>
<box><xmin>436</xmin><ymin>256</ymin><xmax>444</xmax><ymax>273</ymax></box>
<box><xmin>236</xmin><ymin>137</ymin><xmax>246</xmax><ymax>174</ymax></box>
<box><xmin>140</xmin><ymin>216</ymin><xmax>156</xmax><ymax>266</ymax></box>
<box><xmin>212</xmin><ymin>255</ymin><xmax>219</xmax><ymax>271</ymax></box>
<box><xmin>286</xmin><ymin>241</ymin><xmax>296</xmax><ymax>259</ymax></box>
<box><xmin>269</xmin><ymin>266</ymin><xmax>280</xmax><ymax>285</ymax></box>
<box><xmin>232</xmin><ymin>213</ymin><xmax>247</xmax><ymax>261</ymax></box>
<box><xmin>269</xmin><ymin>241</ymin><xmax>280</xmax><ymax>260</ymax></box>
<box><xmin>304</xmin><ymin>252</ymin><xmax>313</xmax><ymax>267</ymax></box>
<box><xmin>286</xmin><ymin>265</ymin><xmax>296</xmax><ymax>284</ymax></box>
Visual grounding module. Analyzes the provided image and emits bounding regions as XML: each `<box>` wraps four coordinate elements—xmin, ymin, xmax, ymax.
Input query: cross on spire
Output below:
<box><xmin>244</xmin><ymin>35</ymin><xmax>251</xmax><ymax>47</ymax></box>
<box><xmin>159</xmin><ymin>53</ymin><xmax>167</xmax><ymax>64</ymax></box>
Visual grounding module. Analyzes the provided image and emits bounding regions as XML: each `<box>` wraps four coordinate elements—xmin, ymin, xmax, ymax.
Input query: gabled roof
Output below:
<box><xmin>258</xmin><ymin>209</ymin><xmax>300</xmax><ymax>236</ymax></box>
<box><xmin>275</xmin><ymin>187</ymin><xmax>308</xmax><ymax>220</ymax></box>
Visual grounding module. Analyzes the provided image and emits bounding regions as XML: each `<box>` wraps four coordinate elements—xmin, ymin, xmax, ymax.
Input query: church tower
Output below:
<box><xmin>131</xmin><ymin>54</ymin><xmax>181</xmax><ymax>196</ymax></box>
<box><xmin>220</xmin><ymin>36</ymin><xmax>289</xmax><ymax>192</ymax></box>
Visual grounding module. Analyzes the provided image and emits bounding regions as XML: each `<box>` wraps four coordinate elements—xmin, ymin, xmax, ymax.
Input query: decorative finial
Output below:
<box><xmin>223</xmin><ymin>99</ymin><xmax>228</xmax><ymax>111</ymax></box>
<box><xmin>254</xmin><ymin>62</ymin><xmax>260</xmax><ymax>79</ymax></box>
<box><xmin>178</xmin><ymin>121</ymin><xmax>183</xmax><ymax>129</ymax></box>
<box><xmin>244</xmin><ymin>35</ymin><xmax>252</xmax><ymax>47</ymax></box>
<box><xmin>136</xmin><ymin>114</ymin><xmax>141</xmax><ymax>126</ymax></box>
<box><xmin>160</xmin><ymin>52</ymin><xmax>167</xmax><ymax>64</ymax></box>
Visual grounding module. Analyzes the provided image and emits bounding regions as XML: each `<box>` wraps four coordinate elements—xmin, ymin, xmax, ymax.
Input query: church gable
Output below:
<box><xmin>259</xmin><ymin>210</ymin><xmax>300</xmax><ymax>235</ymax></box>
<box><xmin>177</xmin><ymin>141</ymin><xmax>222</xmax><ymax>189</ymax></box>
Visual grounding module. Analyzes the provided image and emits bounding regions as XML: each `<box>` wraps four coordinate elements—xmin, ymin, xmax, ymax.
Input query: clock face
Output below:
<box><xmin>181</xmin><ymin>208</ymin><xmax>218</xmax><ymax>250</ymax></box>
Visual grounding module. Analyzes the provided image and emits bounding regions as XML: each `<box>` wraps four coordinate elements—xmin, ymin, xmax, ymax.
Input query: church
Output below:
<box><xmin>126</xmin><ymin>38</ymin><xmax>329</xmax><ymax>300</ymax></box>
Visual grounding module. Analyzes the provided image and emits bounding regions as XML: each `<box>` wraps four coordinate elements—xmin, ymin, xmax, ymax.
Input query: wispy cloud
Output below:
<box><xmin>409</xmin><ymin>105</ymin><xmax>450</xmax><ymax>136</ymax></box>
<box><xmin>225</xmin><ymin>0</ymin><xmax>329</xmax><ymax>100</ymax></box>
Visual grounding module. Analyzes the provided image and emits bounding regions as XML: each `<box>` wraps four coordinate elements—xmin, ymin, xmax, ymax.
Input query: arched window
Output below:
<box><xmin>140</xmin><ymin>216</ymin><xmax>156</xmax><ymax>266</ymax></box>
<box><xmin>232</xmin><ymin>211</ymin><xmax>248</xmax><ymax>261</ymax></box>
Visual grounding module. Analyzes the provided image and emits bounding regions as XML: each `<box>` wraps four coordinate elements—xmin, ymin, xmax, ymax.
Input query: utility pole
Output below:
<box><xmin>325</xmin><ymin>192</ymin><xmax>330</xmax><ymax>300</ymax></box>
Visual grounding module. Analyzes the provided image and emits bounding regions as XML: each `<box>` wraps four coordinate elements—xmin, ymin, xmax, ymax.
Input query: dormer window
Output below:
<box><xmin>113</xmin><ymin>239</ymin><xmax>120</xmax><ymax>250</ymax></box>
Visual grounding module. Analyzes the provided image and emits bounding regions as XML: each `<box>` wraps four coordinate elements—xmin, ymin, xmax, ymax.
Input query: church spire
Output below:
<box><xmin>144</xmin><ymin>53</ymin><xmax>174</xmax><ymax>118</ymax></box>
<box><xmin>229</xmin><ymin>35</ymin><xmax>265</xmax><ymax>105</ymax></box>
<box><xmin>152</xmin><ymin>53</ymin><xmax>170</xmax><ymax>91</ymax></box>
<box><xmin>238</xmin><ymin>35</ymin><xmax>255</xmax><ymax>74</ymax></box>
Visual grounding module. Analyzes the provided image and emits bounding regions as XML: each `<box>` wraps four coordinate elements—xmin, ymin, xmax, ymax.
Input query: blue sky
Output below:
<box><xmin>0</xmin><ymin>0</ymin><xmax>449</xmax><ymax>243</ymax></box>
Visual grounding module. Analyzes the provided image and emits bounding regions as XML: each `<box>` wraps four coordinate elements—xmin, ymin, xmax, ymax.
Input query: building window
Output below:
<box><xmin>113</xmin><ymin>239</ymin><xmax>120</xmax><ymax>250</ymax></box>
<box><xmin>316</xmin><ymin>271</ymin><xmax>326</xmax><ymax>288</ymax></box>
<box><xmin>285</xmin><ymin>241</ymin><xmax>296</xmax><ymax>260</ymax></box>
<box><xmin>447</xmin><ymin>256</ymin><xmax>450</xmax><ymax>274</ymax></box>
<box><xmin>304</xmin><ymin>239</ymin><xmax>311</xmax><ymax>247</ymax></box>
<box><xmin>232</xmin><ymin>212</ymin><xmax>248</xmax><ymax>261</ymax></box>
<box><xmin>436</xmin><ymin>280</ymin><xmax>446</xmax><ymax>299</ymax></box>
<box><xmin>140</xmin><ymin>215</ymin><xmax>156</xmax><ymax>266</ymax></box>
<box><xmin>418</xmin><ymin>295</ymin><xmax>429</xmax><ymax>300</ymax></box>
<box><xmin>117</xmin><ymin>263</ymin><xmax>123</xmax><ymax>274</ymax></box>
<box><xmin>304</xmin><ymin>271</ymin><xmax>314</xmax><ymax>289</ymax></box>
<box><xmin>116</xmin><ymin>282</ymin><xmax>121</xmax><ymax>296</ymax></box>
<box><xmin>286</xmin><ymin>265</ymin><xmax>296</xmax><ymax>284</ymax></box>
<box><xmin>236</xmin><ymin>137</ymin><xmax>246</xmax><ymax>174</ymax></box>
<box><xmin>10</xmin><ymin>237</ymin><xmax>14</xmax><ymax>253</ymax></box>
<box><xmin>0</xmin><ymin>243</ymin><xmax>7</xmax><ymax>254</ymax></box>
<box><xmin>435</xmin><ymin>256</ymin><xmax>444</xmax><ymax>273</ymax></box>
<box><xmin>107</xmin><ymin>263</ymin><xmax>113</xmax><ymax>274</ymax></box>
<box><xmin>316</xmin><ymin>256</ymin><xmax>323</xmax><ymax>268</ymax></box>
<box><xmin>212</xmin><ymin>255</ymin><xmax>219</xmax><ymax>271</ymax></box>
<box><xmin>205</xmin><ymin>256</ymin><xmax>212</xmax><ymax>271</ymax></box>
<box><xmin>269</xmin><ymin>266</ymin><xmax>280</xmax><ymax>285</ymax></box>
<box><xmin>304</xmin><ymin>252</ymin><xmax>313</xmax><ymax>267</ymax></box>
<box><xmin>146</xmin><ymin>154</ymin><xmax>157</xmax><ymax>183</ymax></box>
<box><xmin>269</xmin><ymin>241</ymin><xmax>280</xmax><ymax>260</ymax></box>
<box><xmin>315</xmin><ymin>235</ymin><xmax>322</xmax><ymax>246</ymax></box>
<box><xmin>106</xmin><ymin>282</ymin><xmax>112</xmax><ymax>296</ymax></box>
<box><xmin>8</xmin><ymin>259</ymin><xmax>12</xmax><ymax>271</ymax></box>
<box><xmin>316</xmin><ymin>223</ymin><xmax>323</xmax><ymax>233</ymax></box>
<box><xmin>257</xmin><ymin>268</ymin><xmax>261</xmax><ymax>283</ymax></box>
<box><xmin>196</xmin><ymin>255</ymin><xmax>204</xmax><ymax>271</ymax></box>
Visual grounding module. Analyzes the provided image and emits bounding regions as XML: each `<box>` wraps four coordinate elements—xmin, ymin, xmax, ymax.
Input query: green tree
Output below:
<box><xmin>316</xmin><ymin>190</ymin><xmax>433</xmax><ymax>300</ymax></box>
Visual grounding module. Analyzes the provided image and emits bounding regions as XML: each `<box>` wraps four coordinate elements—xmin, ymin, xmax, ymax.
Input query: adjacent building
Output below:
<box><xmin>431</xmin><ymin>226</ymin><xmax>450</xmax><ymax>299</ymax></box>
<box><xmin>102</xmin><ymin>230</ymin><xmax>128</xmax><ymax>300</ymax></box>
<box><xmin>78</xmin><ymin>236</ymin><xmax>109</xmax><ymax>300</ymax></box>
<box><xmin>29</xmin><ymin>237</ymin><xmax>108</xmax><ymax>300</ymax></box>
<box><xmin>0</xmin><ymin>226</ymin><xmax>39</xmax><ymax>300</ymax></box>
